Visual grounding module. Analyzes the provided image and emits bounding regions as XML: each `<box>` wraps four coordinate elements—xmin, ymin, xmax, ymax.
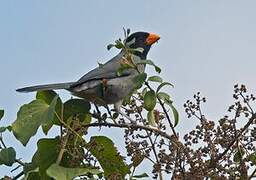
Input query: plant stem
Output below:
<box><xmin>211</xmin><ymin>113</ymin><xmax>256</xmax><ymax>167</ymax></box>
<box><xmin>83</xmin><ymin>122</ymin><xmax>175</xmax><ymax>142</ymax></box>
<box><xmin>56</xmin><ymin>132</ymin><xmax>70</xmax><ymax>165</ymax></box>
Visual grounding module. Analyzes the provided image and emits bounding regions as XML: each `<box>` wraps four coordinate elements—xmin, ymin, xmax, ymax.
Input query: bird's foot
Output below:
<box><xmin>118</xmin><ymin>111</ymin><xmax>136</xmax><ymax>124</ymax></box>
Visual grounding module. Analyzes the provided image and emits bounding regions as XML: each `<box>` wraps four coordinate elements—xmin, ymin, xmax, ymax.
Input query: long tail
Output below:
<box><xmin>16</xmin><ymin>82</ymin><xmax>75</xmax><ymax>92</ymax></box>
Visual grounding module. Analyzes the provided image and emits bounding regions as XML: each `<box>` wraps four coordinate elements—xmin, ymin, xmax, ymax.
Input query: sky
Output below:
<box><xmin>1</xmin><ymin>0</ymin><xmax>256</xmax><ymax>178</ymax></box>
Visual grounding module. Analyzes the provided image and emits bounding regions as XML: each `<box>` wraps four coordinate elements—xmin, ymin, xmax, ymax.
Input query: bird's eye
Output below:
<box><xmin>125</xmin><ymin>38</ymin><xmax>136</xmax><ymax>47</ymax></box>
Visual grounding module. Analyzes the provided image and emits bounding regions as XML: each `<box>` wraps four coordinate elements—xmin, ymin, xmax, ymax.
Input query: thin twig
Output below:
<box><xmin>137</xmin><ymin>109</ymin><xmax>163</xmax><ymax>180</ymax></box>
<box><xmin>157</xmin><ymin>98</ymin><xmax>178</xmax><ymax>139</ymax></box>
<box><xmin>54</xmin><ymin>112</ymin><xmax>84</xmax><ymax>141</ymax></box>
<box><xmin>211</xmin><ymin>113</ymin><xmax>256</xmax><ymax>167</ymax></box>
<box><xmin>12</xmin><ymin>171</ymin><xmax>24</xmax><ymax>180</ymax></box>
<box><xmin>56</xmin><ymin>133</ymin><xmax>70</xmax><ymax>165</ymax></box>
<box><xmin>249</xmin><ymin>167</ymin><xmax>256</xmax><ymax>179</ymax></box>
<box><xmin>1</xmin><ymin>135</ymin><xmax>25</xmax><ymax>167</ymax></box>
<box><xmin>82</xmin><ymin>122</ymin><xmax>174</xmax><ymax>141</ymax></box>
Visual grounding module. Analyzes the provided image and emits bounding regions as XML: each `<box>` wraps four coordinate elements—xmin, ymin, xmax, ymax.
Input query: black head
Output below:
<box><xmin>124</xmin><ymin>31</ymin><xmax>160</xmax><ymax>59</ymax></box>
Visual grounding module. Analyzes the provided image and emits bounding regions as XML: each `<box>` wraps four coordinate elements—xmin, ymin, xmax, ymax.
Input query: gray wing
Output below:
<box><xmin>71</xmin><ymin>51</ymin><xmax>130</xmax><ymax>87</ymax></box>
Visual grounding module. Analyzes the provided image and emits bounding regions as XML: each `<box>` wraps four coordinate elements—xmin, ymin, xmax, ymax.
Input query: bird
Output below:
<box><xmin>17</xmin><ymin>31</ymin><xmax>160</xmax><ymax>113</ymax></box>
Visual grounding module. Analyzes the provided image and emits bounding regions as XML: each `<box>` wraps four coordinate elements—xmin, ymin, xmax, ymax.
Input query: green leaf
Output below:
<box><xmin>233</xmin><ymin>151</ymin><xmax>242</xmax><ymax>163</ymax></box>
<box><xmin>36</xmin><ymin>90</ymin><xmax>63</xmax><ymax>134</ymax></box>
<box><xmin>23</xmin><ymin>165</ymin><xmax>40</xmax><ymax>180</ymax></box>
<box><xmin>32</xmin><ymin>138</ymin><xmax>60</xmax><ymax>179</ymax></box>
<box><xmin>0</xmin><ymin>147</ymin><xmax>16</xmax><ymax>166</ymax></box>
<box><xmin>136</xmin><ymin>60</ymin><xmax>161</xmax><ymax>73</ymax></box>
<box><xmin>125</xmin><ymin>38</ymin><xmax>136</xmax><ymax>47</ymax></box>
<box><xmin>87</xmin><ymin>136</ymin><xmax>130</xmax><ymax>179</ymax></box>
<box><xmin>0</xmin><ymin>110</ymin><xmax>4</xmax><ymax>121</ymax></box>
<box><xmin>127</xmin><ymin>28</ymin><xmax>130</xmax><ymax>36</ymax></box>
<box><xmin>0</xmin><ymin>127</ymin><xmax>7</xmax><ymax>133</ymax></box>
<box><xmin>23</xmin><ymin>162</ymin><xmax>37</xmax><ymax>175</ymax></box>
<box><xmin>148</xmin><ymin>76</ymin><xmax>163</xmax><ymax>83</ymax></box>
<box><xmin>0</xmin><ymin>126</ymin><xmax>12</xmax><ymax>133</ymax></box>
<box><xmin>132</xmin><ymin>153</ymin><xmax>144</xmax><ymax>168</ymax></box>
<box><xmin>128</xmin><ymin>47</ymin><xmax>144</xmax><ymax>54</ymax></box>
<box><xmin>156</xmin><ymin>82</ymin><xmax>174</xmax><ymax>93</ymax></box>
<box><xmin>113</xmin><ymin>113</ymin><xmax>119</xmax><ymax>119</ymax></box>
<box><xmin>115</xmin><ymin>40</ymin><xmax>125</xmax><ymax>49</ymax></box>
<box><xmin>141</xmin><ymin>87</ymin><xmax>147</xmax><ymax>97</ymax></box>
<box><xmin>144</xmin><ymin>90</ymin><xmax>156</xmax><ymax>111</ymax></box>
<box><xmin>147</xmin><ymin>110</ymin><xmax>156</xmax><ymax>127</ymax></box>
<box><xmin>170</xmin><ymin>104</ymin><xmax>179</xmax><ymax>127</ymax></box>
<box><xmin>157</xmin><ymin>92</ymin><xmax>171</xmax><ymax>102</ymax></box>
<box><xmin>233</xmin><ymin>147</ymin><xmax>244</xmax><ymax>163</ymax></box>
<box><xmin>64</xmin><ymin>99</ymin><xmax>91</xmax><ymax>123</ymax></box>
<box><xmin>133</xmin><ymin>73</ymin><xmax>147</xmax><ymax>89</ymax></box>
<box><xmin>133</xmin><ymin>173</ymin><xmax>149</xmax><ymax>178</ymax></box>
<box><xmin>47</xmin><ymin>163</ymin><xmax>101</xmax><ymax>180</ymax></box>
<box><xmin>117</xmin><ymin>62</ymin><xmax>134</xmax><ymax>76</ymax></box>
<box><xmin>107</xmin><ymin>44</ymin><xmax>115</xmax><ymax>50</ymax></box>
<box><xmin>6</xmin><ymin>126</ymin><xmax>12</xmax><ymax>132</ymax></box>
<box><xmin>23</xmin><ymin>169</ymin><xmax>42</xmax><ymax>180</ymax></box>
<box><xmin>12</xmin><ymin>96</ymin><xmax>58</xmax><ymax>146</ymax></box>
<box><xmin>249</xmin><ymin>153</ymin><xmax>256</xmax><ymax>165</ymax></box>
<box><xmin>134</xmin><ymin>47</ymin><xmax>144</xmax><ymax>53</ymax></box>
<box><xmin>160</xmin><ymin>95</ymin><xmax>179</xmax><ymax>127</ymax></box>
<box><xmin>24</xmin><ymin>169</ymin><xmax>40</xmax><ymax>180</ymax></box>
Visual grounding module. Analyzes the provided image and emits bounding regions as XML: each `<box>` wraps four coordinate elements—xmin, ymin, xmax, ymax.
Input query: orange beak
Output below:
<box><xmin>145</xmin><ymin>33</ymin><xmax>160</xmax><ymax>45</ymax></box>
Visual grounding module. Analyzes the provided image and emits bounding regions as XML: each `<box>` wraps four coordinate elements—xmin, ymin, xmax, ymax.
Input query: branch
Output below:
<box><xmin>145</xmin><ymin>82</ymin><xmax>178</xmax><ymax>139</ymax></box>
<box><xmin>136</xmin><ymin>108</ymin><xmax>163</xmax><ymax>180</ymax></box>
<box><xmin>56</xmin><ymin>133</ymin><xmax>70</xmax><ymax>165</ymax></box>
<box><xmin>210</xmin><ymin>113</ymin><xmax>256</xmax><ymax>167</ymax></box>
<box><xmin>158</xmin><ymin>98</ymin><xmax>178</xmax><ymax>139</ymax></box>
<box><xmin>83</xmin><ymin>122</ymin><xmax>175</xmax><ymax>142</ymax></box>
<box><xmin>12</xmin><ymin>171</ymin><xmax>24</xmax><ymax>180</ymax></box>
<box><xmin>249</xmin><ymin>167</ymin><xmax>256</xmax><ymax>179</ymax></box>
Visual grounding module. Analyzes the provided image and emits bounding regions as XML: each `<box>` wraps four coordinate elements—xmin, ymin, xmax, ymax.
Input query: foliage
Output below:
<box><xmin>1</xmin><ymin>29</ymin><xmax>256</xmax><ymax>180</ymax></box>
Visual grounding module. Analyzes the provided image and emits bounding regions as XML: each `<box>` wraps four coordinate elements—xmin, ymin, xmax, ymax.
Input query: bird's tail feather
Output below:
<box><xmin>16</xmin><ymin>82</ymin><xmax>74</xmax><ymax>92</ymax></box>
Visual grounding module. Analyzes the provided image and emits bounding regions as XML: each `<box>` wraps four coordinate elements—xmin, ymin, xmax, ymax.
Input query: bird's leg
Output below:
<box><xmin>118</xmin><ymin>110</ymin><xmax>136</xmax><ymax>124</ymax></box>
<box><xmin>114</xmin><ymin>101</ymin><xmax>136</xmax><ymax>124</ymax></box>
<box><xmin>93</xmin><ymin>104</ymin><xmax>103</xmax><ymax>123</ymax></box>
<box><xmin>94</xmin><ymin>104</ymin><xmax>100</xmax><ymax>114</ymax></box>
<box><xmin>104</xmin><ymin>105</ymin><xmax>117</xmax><ymax>124</ymax></box>
<box><xmin>106</xmin><ymin>105</ymin><xmax>112</xmax><ymax>117</ymax></box>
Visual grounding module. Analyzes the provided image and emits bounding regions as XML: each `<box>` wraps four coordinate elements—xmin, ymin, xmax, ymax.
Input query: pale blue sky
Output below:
<box><xmin>1</xmin><ymin>0</ymin><xmax>256</xmax><ymax>177</ymax></box>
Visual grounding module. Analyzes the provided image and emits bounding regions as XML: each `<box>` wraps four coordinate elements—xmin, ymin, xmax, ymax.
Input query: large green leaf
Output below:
<box><xmin>0</xmin><ymin>147</ymin><xmax>16</xmax><ymax>166</ymax></box>
<box><xmin>133</xmin><ymin>173</ymin><xmax>149</xmax><ymax>179</ymax></box>
<box><xmin>164</xmin><ymin>100</ymin><xmax>179</xmax><ymax>127</ymax></box>
<box><xmin>0</xmin><ymin>126</ymin><xmax>11</xmax><ymax>133</ymax></box>
<box><xmin>157</xmin><ymin>92</ymin><xmax>171</xmax><ymax>102</ymax></box>
<box><xmin>25</xmin><ymin>171</ymin><xmax>41</xmax><ymax>180</ymax></box>
<box><xmin>0</xmin><ymin>127</ymin><xmax>6</xmax><ymax>133</ymax></box>
<box><xmin>147</xmin><ymin>110</ymin><xmax>156</xmax><ymax>127</ymax></box>
<box><xmin>0</xmin><ymin>109</ymin><xmax>4</xmax><ymax>121</ymax></box>
<box><xmin>170</xmin><ymin>104</ymin><xmax>179</xmax><ymax>127</ymax></box>
<box><xmin>249</xmin><ymin>153</ymin><xmax>256</xmax><ymax>165</ymax></box>
<box><xmin>36</xmin><ymin>90</ymin><xmax>63</xmax><ymax>134</ymax></box>
<box><xmin>32</xmin><ymin>138</ymin><xmax>60</xmax><ymax>179</ymax></box>
<box><xmin>87</xmin><ymin>136</ymin><xmax>130</xmax><ymax>179</ymax></box>
<box><xmin>143</xmin><ymin>90</ymin><xmax>156</xmax><ymax>111</ymax></box>
<box><xmin>64</xmin><ymin>99</ymin><xmax>91</xmax><ymax>123</ymax></box>
<box><xmin>47</xmin><ymin>163</ymin><xmax>101</xmax><ymax>180</ymax></box>
<box><xmin>156</xmin><ymin>82</ymin><xmax>174</xmax><ymax>93</ymax></box>
<box><xmin>158</xmin><ymin>92</ymin><xmax>179</xmax><ymax>127</ymax></box>
<box><xmin>133</xmin><ymin>72</ymin><xmax>147</xmax><ymax>89</ymax></box>
<box><xmin>12</xmin><ymin>96</ymin><xmax>58</xmax><ymax>146</ymax></box>
<box><xmin>23</xmin><ymin>167</ymin><xmax>40</xmax><ymax>180</ymax></box>
<box><xmin>147</xmin><ymin>76</ymin><xmax>163</xmax><ymax>83</ymax></box>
